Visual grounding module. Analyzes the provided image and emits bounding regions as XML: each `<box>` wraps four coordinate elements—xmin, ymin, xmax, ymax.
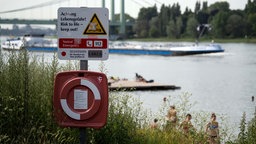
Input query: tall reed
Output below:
<box><xmin>0</xmin><ymin>50</ymin><xmax>78</xmax><ymax>143</ymax></box>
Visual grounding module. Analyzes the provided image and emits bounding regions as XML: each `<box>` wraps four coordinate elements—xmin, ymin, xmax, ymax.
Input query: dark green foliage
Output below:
<box><xmin>247</xmin><ymin>110</ymin><xmax>256</xmax><ymax>143</ymax></box>
<box><xmin>238</xmin><ymin>112</ymin><xmax>248</xmax><ymax>144</ymax></box>
<box><xmin>231</xmin><ymin>109</ymin><xmax>256</xmax><ymax>144</ymax></box>
<box><xmin>0</xmin><ymin>50</ymin><xmax>78</xmax><ymax>143</ymax></box>
<box><xmin>130</xmin><ymin>1</ymin><xmax>256</xmax><ymax>39</ymax></box>
<box><xmin>88</xmin><ymin>93</ymin><xmax>145</xmax><ymax>144</ymax></box>
<box><xmin>134</xmin><ymin>5</ymin><xmax>158</xmax><ymax>38</ymax></box>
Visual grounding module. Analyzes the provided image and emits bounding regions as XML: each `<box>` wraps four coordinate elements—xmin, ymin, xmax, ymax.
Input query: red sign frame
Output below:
<box><xmin>53</xmin><ymin>70</ymin><xmax>108</xmax><ymax>128</ymax></box>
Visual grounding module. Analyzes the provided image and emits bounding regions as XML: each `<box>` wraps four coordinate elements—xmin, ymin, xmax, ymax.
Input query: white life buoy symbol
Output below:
<box><xmin>60</xmin><ymin>78</ymin><xmax>101</xmax><ymax>120</ymax></box>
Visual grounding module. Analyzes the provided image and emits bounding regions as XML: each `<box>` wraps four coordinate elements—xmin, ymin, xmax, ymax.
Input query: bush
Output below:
<box><xmin>231</xmin><ymin>110</ymin><xmax>256</xmax><ymax>144</ymax></box>
<box><xmin>0</xmin><ymin>50</ymin><xmax>77</xmax><ymax>143</ymax></box>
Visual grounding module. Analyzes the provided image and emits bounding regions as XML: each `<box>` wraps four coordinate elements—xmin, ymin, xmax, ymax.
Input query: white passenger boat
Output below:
<box><xmin>1</xmin><ymin>37</ymin><xmax>24</xmax><ymax>50</ymax></box>
<box><xmin>1</xmin><ymin>34</ymin><xmax>57</xmax><ymax>51</ymax></box>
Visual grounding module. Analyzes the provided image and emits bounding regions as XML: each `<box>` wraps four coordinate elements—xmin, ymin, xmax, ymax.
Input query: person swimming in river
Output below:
<box><xmin>206</xmin><ymin>113</ymin><xmax>219</xmax><ymax>144</ymax></box>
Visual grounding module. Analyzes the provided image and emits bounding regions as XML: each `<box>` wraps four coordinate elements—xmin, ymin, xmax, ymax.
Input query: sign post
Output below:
<box><xmin>80</xmin><ymin>60</ymin><xmax>87</xmax><ymax>144</ymax></box>
<box><xmin>55</xmin><ymin>7</ymin><xmax>109</xmax><ymax>144</ymax></box>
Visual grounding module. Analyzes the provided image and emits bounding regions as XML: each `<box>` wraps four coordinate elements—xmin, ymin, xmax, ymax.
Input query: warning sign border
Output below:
<box><xmin>83</xmin><ymin>13</ymin><xmax>107</xmax><ymax>35</ymax></box>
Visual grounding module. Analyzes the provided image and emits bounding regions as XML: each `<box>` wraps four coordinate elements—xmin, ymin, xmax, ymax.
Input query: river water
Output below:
<box><xmin>1</xmin><ymin>39</ymin><xmax>256</xmax><ymax>134</ymax></box>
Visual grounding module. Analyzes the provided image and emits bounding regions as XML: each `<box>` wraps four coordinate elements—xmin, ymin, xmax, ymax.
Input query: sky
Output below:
<box><xmin>0</xmin><ymin>0</ymin><xmax>247</xmax><ymax>20</ymax></box>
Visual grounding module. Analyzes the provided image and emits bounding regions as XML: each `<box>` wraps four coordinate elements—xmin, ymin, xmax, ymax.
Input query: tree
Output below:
<box><xmin>202</xmin><ymin>1</ymin><xmax>208</xmax><ymax>11</ymax></box>
<box><xmin>247</xmin><ymin>13</ymin><xmax>256</xmax><ymax>36</ymax></box>
<box><xmin>149</xmin><ymin>17</ymin><xmax>160</xmax><ymax>38</ymax></box>
<box><xmin>176</xmin><ymin>16</ymin><xmax>183</xmax><ymax>38</ymax></box>
<box><xmin>247</xmin><ymin>110</ymin><xmax>256</xmax><ymax>143</ymax></box>
<box><xmin>194</xmin><ymin>1</ymin><xmax>209</xmax><ymax>24</ymax></box>
<box><xmin>210</xmin><ymin>11</ymin><xmax>229</xmax><ymax>38</ymax></box>
<box><xmin>159</xmin><ymin>4</ymin><xmax>170</xmax><ymax>36</ymax></box>
<box><xmin>245</xmin><ymin>0</ymin><xmax>256</xmax><ymax>36</ymax></box>
<box><xmin>166</xmin><ymin>16</ymin><xmax>183</xmax><ymax>39</ymax></box>
<box><xmin>171</xmin><ymin>3</ymin><xmax>181</xmax><ymax>20</ymax></box>
<box><xmin>245</xmin><ymin>0</ymin><xmax>256</xmax><ymax>14</ymax></box>
<box><xmin>225</xmin><ymin>14</ymin><xmax>246</xmax><ymax>38</ymax></box>
<box><xmin>135</xmin><ymin>6</ymin><xmax>158</xmax><ymax>38</ymax></box>
<box><xmin>208</xmin><ymin>1</ymin><xmax>230</xmax><ymax>19</ymax></box>
<box><xmin>209</xmin><ymin>1</ymin><xmax>230</xmax><ymax>12</ymax></box>
<box><xmin>237</xmin><ymin>112</ymin><xmax>248</xmax><ymax>144</ymax></box>
<box><xmin>182</xmin><ymin>8</ymin><xmax>193</xmax><ymax>36</ymax></box>
<box><xmin>186</xmin><ymin>17</ymin><xmax>199</xmax><ymax>38</ymax></box>
<box><xmin>194</xmin><ymin>1</ymin><xmax>201</xmax><ymax>14</ymax></box>
<box><xmin>196</xmin><ymin>11</ymin><xmax>209</xmax><ymax>24</ymax></box>
<box><xmin>166</xmin><ymin>20</ymin><xmax>176</xmax><ymax>38</ymax></box>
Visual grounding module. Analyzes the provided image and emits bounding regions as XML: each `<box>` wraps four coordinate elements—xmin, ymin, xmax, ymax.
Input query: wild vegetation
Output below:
<box><xmin>0</xmin><ymin>49</ymin><xmax>256</xmax><ymax>143</ymax></box>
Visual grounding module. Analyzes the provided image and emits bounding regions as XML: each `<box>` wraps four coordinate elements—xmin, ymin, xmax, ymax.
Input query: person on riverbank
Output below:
<box><xmin>206</xmin><ymin>113</ymin><xmax>219</xmax><ymax>144</ymax></box>
<box><xmin>150</xmin><ymin>118</ymin><xmax>159</xmax><ymax>129</ymax></box>
<box><xmin>165</xmin><ymin>105</ymin><xmax>177</xmax><ymax>130</ymax></box>
<box><xmin>179</xmin><ymin>113</ymin><xmax>193</xmax><ymax>135</ymax></box>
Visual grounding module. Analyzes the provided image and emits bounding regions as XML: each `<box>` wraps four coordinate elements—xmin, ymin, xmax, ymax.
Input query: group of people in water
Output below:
<box><xmin>150</xmin><ymin>105</ymin><xmax>220</xmax><ymax>144</ymax></box>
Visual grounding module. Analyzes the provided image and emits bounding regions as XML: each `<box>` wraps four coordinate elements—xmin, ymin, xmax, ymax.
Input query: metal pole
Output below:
<box><xmin>111</xmin><ymin>0</ymin><xmax>115</xmax><ymax>22</ymax></box>
<box><xmin>102</xmin><ymin>0</ymin><xmax>105</xmax><ymax>8</ymax></box>
<box><xmin>79</xmin><ymin>128</ymin><xmax>86</xmax><ymax>144</ymax></box>
<box><xmin>80</xmin><ymin>60</ymin><xmax>88</xmax><ymax>70</ymax></box>
<box><xmin>79</xmin><ymin>60</ymin><xmax>88</xmax><ymax>144</ymax></box>
<box><xmin>120</xmin><ymin>0</ymin><xmax>125</xmax><ymax>35</ymax></box>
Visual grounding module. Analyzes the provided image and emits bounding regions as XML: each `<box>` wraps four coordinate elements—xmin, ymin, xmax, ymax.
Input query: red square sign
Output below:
<box><xmin>53</xmin><ymin>70</ymin><xmax>108</xmax><ymax>128</ymax></box>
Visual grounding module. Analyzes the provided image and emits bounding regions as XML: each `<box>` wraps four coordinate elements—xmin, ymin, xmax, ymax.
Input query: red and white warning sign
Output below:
<box><xmin>57</xmin><ymin>7</ymin><xmax>109</xmax><ymax>60</ymax></box>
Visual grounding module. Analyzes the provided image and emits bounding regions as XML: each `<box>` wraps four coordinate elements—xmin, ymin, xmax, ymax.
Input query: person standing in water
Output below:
<box><xmin>179</xmin><ymin>113</ymin><xmax>193</xmax><ymax>134</ymax></box>
<box><xmin>206</xmin><ymin>113</ymin><xmax>219</xmax><ymax>144</ymax></box>
<box><xmin>166</xmin><ymin>105</ymin><xmax>177</xmax><ymax>130</ymax></box>
<box><xmin>167</xmin><ymin>105</ymin><xmax>177</xmax><ymax>124</ymax></box>
<box><xmin>150</xmin><ymin>118</ymin><xmax>159</xmax><ymax>129</ymax></box>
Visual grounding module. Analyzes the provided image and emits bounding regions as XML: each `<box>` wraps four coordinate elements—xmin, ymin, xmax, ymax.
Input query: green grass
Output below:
<box><xmin>0</xmin><ymin>49</ymin><xmax>255</xmax><ymax>143</ymax></box>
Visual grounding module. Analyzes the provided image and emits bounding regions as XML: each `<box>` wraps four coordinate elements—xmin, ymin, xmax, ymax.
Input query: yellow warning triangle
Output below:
<box><xmin>83</xmin><ymin>13</ymin><xmax>107</xmax><ymax>35</ymax></box>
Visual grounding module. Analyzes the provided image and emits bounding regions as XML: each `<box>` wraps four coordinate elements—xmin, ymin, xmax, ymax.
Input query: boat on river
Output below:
<box><xmin>1</xmin><ymin>34</ymin><xmax>57</xmax><ymax>52</ymax></box>
<box><xmin>109</xmin><ymin>24</ymin><xmax>224</xmax><ymax>56</ymax></box>
<box><xmin>109</xmin><ymin>42</ymin><xmax>224</xmax><ymax>56</ymax></box>
<box><xmin>1</xmin><ymin>34</ymin><xmax>224</xmax><ymax>56</ymax></box>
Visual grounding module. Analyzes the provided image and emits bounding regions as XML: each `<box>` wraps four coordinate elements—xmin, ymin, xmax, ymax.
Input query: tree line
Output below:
<box><xmin>124</xmin><ymin>0</ymin><xmax>256</xmax><ymax>39</ymax></box>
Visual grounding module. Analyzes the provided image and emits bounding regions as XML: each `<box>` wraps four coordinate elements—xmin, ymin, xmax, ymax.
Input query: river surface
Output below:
<box><xmin>1</xmin><ymin>39</ymin><xmax>256</xmax><ymax>134</ymax></box>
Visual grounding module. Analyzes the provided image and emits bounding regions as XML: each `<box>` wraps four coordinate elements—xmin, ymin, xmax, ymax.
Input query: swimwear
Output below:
<box><xmin>210</xmin><ymin>135</ymin><xmax>218</xmax><ymax>138</ymax></box>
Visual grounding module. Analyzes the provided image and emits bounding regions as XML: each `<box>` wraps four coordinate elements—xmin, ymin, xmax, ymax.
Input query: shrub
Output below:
<box><xmin>0</xmin><ymin>50</ymin><xmax>77</xmax><ymax>143</ymax></box>
<box><xmin>231</xmin><ymin>110</ymin><xmax>256</xmax><ymax>144</ymax></box>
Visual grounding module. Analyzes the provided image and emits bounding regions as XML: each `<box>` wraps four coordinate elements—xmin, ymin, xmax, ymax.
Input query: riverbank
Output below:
<box><xmin>1</xmin><ymin>48</ymin><xmax>256</xmax><ymax>143</ymax></box>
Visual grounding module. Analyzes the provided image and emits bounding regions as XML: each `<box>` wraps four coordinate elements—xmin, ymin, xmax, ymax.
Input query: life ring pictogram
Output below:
<box><xmin>60</xmin><ymin>78</ymin><xmax>101</xmax><ymax>120</ymax></box>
